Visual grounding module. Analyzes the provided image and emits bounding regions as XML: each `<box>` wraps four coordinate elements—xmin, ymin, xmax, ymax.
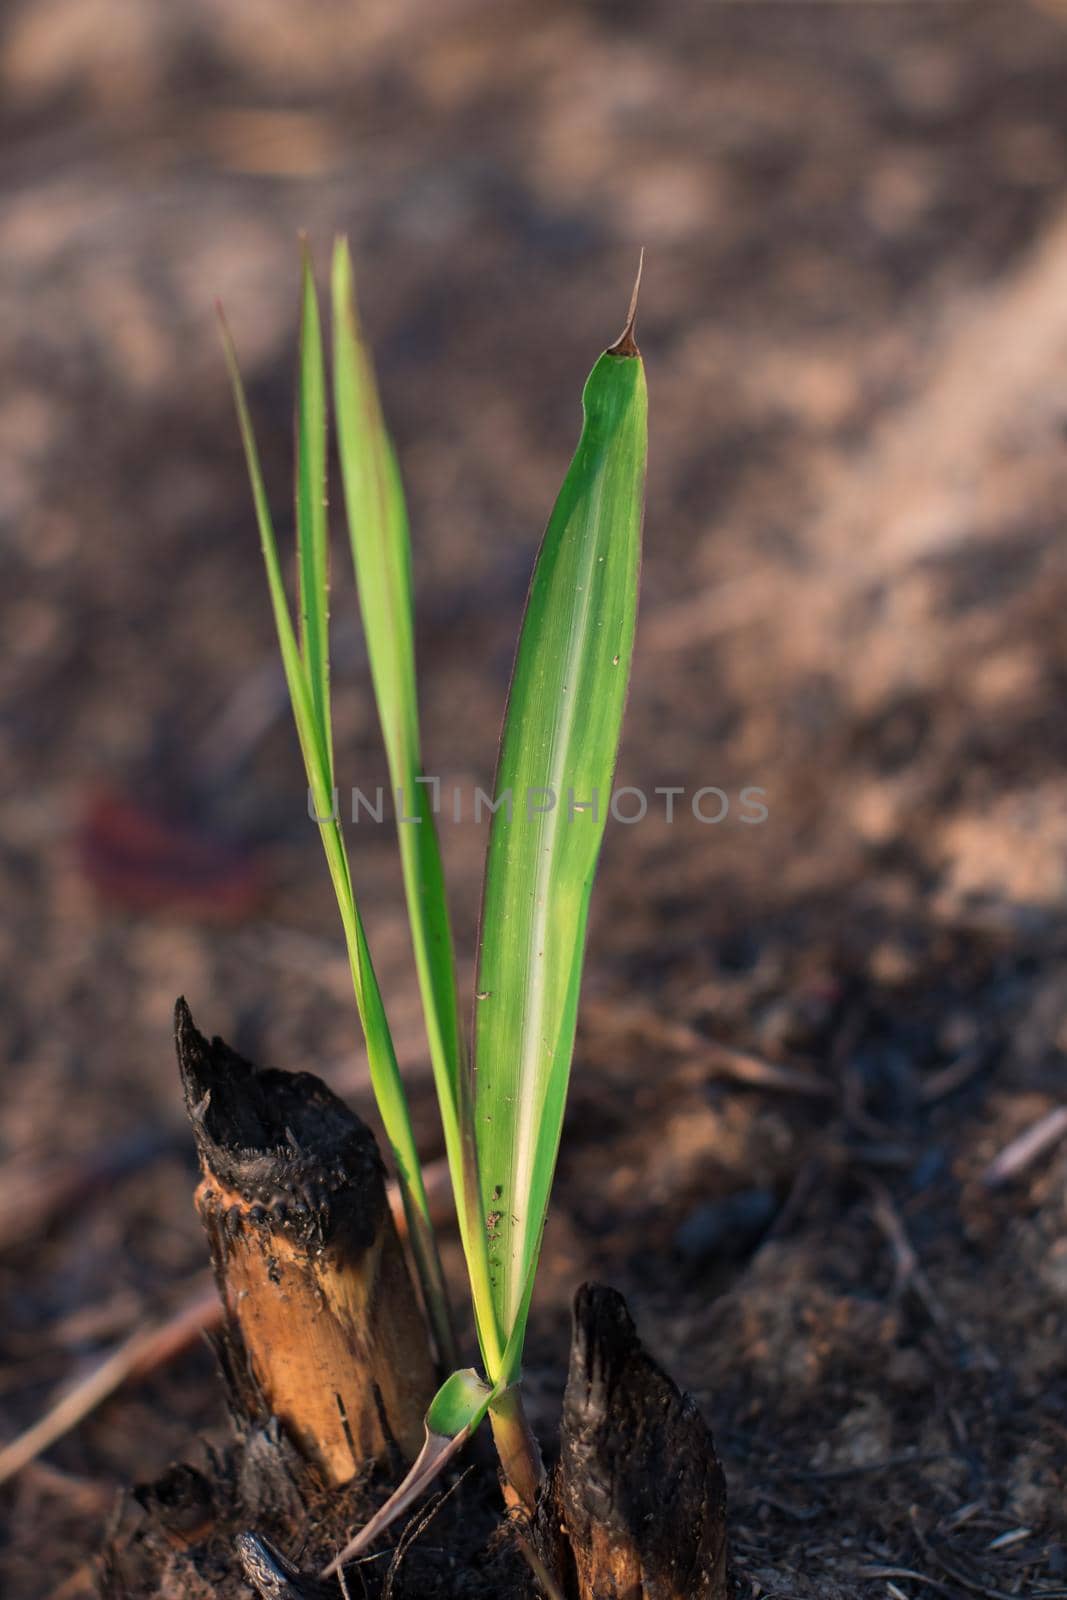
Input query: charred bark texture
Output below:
<box><xmin>175</xmin><ymin>998</ymin><xmax>435</xmax><ymax>1484</ymax></box>
<box><xmin>552</xmin><ymin>1283</ymin><xmax>729</xmax><ymax>1600</ymax></box>
<box><xmin>101</xmin><ymin>1005</ymin><xmax>533</xmax><ymax>1600</ymax></box>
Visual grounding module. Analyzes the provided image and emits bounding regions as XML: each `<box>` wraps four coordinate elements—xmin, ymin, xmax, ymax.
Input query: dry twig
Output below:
<box><xmin>982</xmin><ymin>1106</ymin><xmax>1067</xmax><ymax>1188</ymax></box>
<box><xmin>0</xmin><ymin>1275</ymin><xmax>217</xmax><ymax>1489</ymax></box>
<box><xmin>583</xmin><ymin>1000</ymin><xmax>832</xmax><ymax>1099</ymax></box>
<box><xmin>867</xmin><ymin>1182</ymin><xmax>949</xmax><ymax>1333</ymax></box>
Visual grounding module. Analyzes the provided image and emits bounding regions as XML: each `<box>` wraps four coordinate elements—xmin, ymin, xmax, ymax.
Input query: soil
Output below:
<box><xmin>2</xmin><ymin>1</ymin><xmax>1067</xmax><ymax>1596</ymax></box>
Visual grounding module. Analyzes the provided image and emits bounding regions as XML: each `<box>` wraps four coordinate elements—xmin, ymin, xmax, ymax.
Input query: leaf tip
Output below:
<box><xmin>215</xmin><ymin>301</ymin><xmax>238</xmax><ymax>370</ymax></box>
<box><xmin>606</xmin><ymin>248</ymin><xmax>644</xmax><ymax>358</ymax></box>
<box><xmin>332</xmin><ymin>232</ymin><xmax>352</xmax><ymax>279</ymax></box>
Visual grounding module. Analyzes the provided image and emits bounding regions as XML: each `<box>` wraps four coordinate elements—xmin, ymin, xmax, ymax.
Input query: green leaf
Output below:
<box><xmin>218</xmin><ymin>295</ymin><xmax>455</xmax><ymax>1370</ymax></box>
<box><xmin>321</xmin><ymin>1368</ymin><xmax>493</xmax><ymax>1575</ymax></box>
<box><xmin>473</xmin><ymin>329</ymin><xmax>648</xmax><ymax>1375</ymax></box>
<box><xmin>425</xmin><ymin>1366</ymin><xmax>494</xmax><ymax>1436</ymax></box>
<box><xmin>295</xmin><ymin>245</ymin><xmax>331</xmax><ymax>764</ymax></box>
<box><xmin>332</xmin><ymin>238</ymin><xmax>501</xmax><ymax>1375</ymax></box>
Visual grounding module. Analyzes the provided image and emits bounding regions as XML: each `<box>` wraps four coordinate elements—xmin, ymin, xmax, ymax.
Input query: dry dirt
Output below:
<box><xmin>2</xmin><ymin>2</ymin><xmax>1067</xmax><ymax>1596</ymax></box>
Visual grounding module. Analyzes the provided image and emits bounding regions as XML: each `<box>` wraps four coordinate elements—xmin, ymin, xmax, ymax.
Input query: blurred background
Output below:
<box><xmin>3</xmin><ymin>2</ymin><xmax>1067</xmax><ymax>1595</ymax></box>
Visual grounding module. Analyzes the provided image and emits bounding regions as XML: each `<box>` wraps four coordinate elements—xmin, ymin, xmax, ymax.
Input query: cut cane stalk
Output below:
<box><xmin>176</xmin><ymin>1000</ymin><xmax>436</xmax><ymax>1482</ymax></box>
<box><xmin>549</xmin><ymin>1284</ymin><xmax>729</xmax><ymax>1600</ymax></box>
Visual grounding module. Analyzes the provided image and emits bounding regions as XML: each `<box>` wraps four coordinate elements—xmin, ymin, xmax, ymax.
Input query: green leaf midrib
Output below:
<box><xmin>502</xmin><ymin>463</ymin><xmax>607</xmax><ymax>1332</ymax></box>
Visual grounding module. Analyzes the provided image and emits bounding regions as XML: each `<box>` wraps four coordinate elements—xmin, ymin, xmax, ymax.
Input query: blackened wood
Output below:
<box><xmin>555</xmin><ymin>1283</ymin><xmax>729</xmax><ymax>1600</ymax></box>
<box><xmin>175</xmin><ymin>999</ymin><xmax>435</xmax><ymax>1485</ymax></box>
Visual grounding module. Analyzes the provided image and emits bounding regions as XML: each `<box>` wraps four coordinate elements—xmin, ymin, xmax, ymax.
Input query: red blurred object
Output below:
<box><xmin>78</xmin><ymin>786</ymin><xmax>264</xmax><ymax>920</ymax></box>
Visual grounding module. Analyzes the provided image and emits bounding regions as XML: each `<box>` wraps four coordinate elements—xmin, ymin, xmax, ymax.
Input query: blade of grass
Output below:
<box><xmin>218</xmin><ymin>300</ymin><xmax>456</xmax><ymax>1370</ymax></box>
<box><xmin>295</xmin><ymin>243</ymin><xmax>331</xmax><ymax>757</ymax></box>
<box><xmin>473</xmin><ymin>294</ymin><xmax>648</xmax><ymax>1378</ymax></box>
<box><xmin>331</xmin><ymin>239</ymin><xmax>502</xmax><ymax>1377</ymax></box>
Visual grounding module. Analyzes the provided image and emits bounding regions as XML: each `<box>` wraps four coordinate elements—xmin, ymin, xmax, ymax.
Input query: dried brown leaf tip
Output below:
<box><xmin>607</xmin><ymin>249</ymin><xmax>645</xmax><ymax>358</ymax></box>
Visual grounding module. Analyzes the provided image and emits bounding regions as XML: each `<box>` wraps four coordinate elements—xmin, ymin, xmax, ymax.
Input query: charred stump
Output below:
<box><xmin>543</xmin><ymin>1283</ymin><xmax>730</xmax><ymax>1600</ymax></box>
<box><xmin>175</xmin><ymin>999</ymin><xmax>436</xmax><ymax>1480</ymax></box>
<box><xmin>98</xmin><ymin>1003</ymin><xmax>453</xmax><ymax>1599</ymax></box>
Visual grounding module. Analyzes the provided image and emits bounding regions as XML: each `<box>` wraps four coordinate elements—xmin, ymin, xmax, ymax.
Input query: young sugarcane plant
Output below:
<box><xmin>220</xmin><ymin>241</ymin><xmax>647</xmax><ymax>1563</ymax></box>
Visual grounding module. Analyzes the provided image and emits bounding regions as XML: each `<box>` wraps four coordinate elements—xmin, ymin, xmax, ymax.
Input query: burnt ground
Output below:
<box><xmin>2</xmin><ymin>1</ymin><xmax>1067</xmax><ymax>1595</ymax></box>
